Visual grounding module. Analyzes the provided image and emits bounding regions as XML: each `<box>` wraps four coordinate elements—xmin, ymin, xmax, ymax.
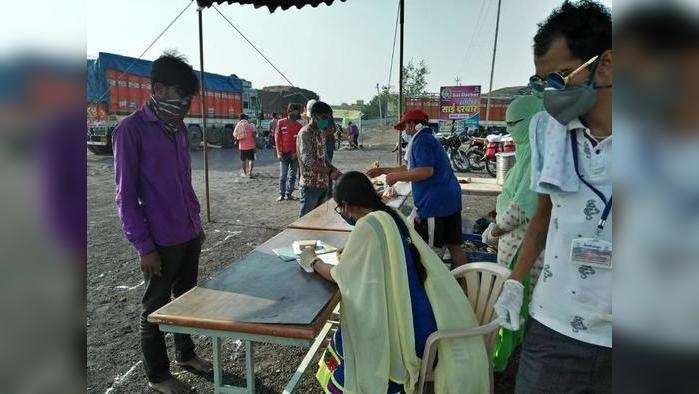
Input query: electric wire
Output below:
<box><xmin>91</xmin><ymin>0</ymin><xmax>194</xmax><ymax>105</ymax></box>
<box><xmin>386</xmin><ymin>0</ymin><xmax>400</xmax><ymax>90</ymax></box>
<box><xmin>459</xmin><ymin>0</ymin><xmax>488</xmax><ymax>74</ymax></box>
<box><xmin>212</xmin><ymin>4</ymin><xmax>295</xmax><ymax>86</ymax></box>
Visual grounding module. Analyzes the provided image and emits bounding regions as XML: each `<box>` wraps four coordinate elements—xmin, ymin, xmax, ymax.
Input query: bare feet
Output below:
<box><xmin>148</xmin><ymin>377</ymin><xmax>193</xmax><ymax>393</ymax></box>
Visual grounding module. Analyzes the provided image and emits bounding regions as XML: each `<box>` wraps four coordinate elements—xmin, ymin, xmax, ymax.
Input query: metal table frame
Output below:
<box><xmin>159</xmin><ymin>316</ymin><xmax>337</xmax><ymax>393</ymax></box>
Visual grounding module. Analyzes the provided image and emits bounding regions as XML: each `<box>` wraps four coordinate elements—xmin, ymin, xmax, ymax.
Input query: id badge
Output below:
<box><xmin>570</xmin><ymin>237</ymin><xmax>612</xmax><ymax>269</ymax></box>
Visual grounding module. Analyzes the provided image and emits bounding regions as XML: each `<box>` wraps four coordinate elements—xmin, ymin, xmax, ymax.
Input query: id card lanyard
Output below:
<box><xmin>570</xmin><ymin>131</ymin><xmax>612</xmax><ymax>239</ymax></box>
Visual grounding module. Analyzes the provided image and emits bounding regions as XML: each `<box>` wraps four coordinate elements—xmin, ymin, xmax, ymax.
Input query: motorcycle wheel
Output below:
<box><xmin>466</xmin><ymin>148</ymin><xmax>485</xmax><ymax>171</ymax></box>
<box><xmin>485</xmin><ymin>158</ymin><xmax>496</xmax><ymax>177</ymax></box>
<box><xmin>450</xmin><ymin>149</ymin><xmax>470</xmax><ymax>172</ymax></box>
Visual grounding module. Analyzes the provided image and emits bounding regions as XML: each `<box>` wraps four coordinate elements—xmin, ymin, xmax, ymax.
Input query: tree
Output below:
<box><xmin>403</xmin><ymin>59</ymin><xmax>430</xmax><ymax>97</ymax></box>
<box><xmin>360</xmin><ymin>58</ymin><xmax>429</xmax><ymax>119</ymax></box>
<box><xmin>360</xmin><ymin>85</ymin><xmax>398</xmax><ymax>119</ymax></box>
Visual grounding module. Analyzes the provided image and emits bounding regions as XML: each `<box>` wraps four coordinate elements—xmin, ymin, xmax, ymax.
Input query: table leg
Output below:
<box><xmin>282</xmin><ymin>320</ymin><xmax>335</xmax><ymax>394</ymax></box>
<box><xmin>245</xmin><ymin>340</ymin><xmax>255</xmax><ymax>393</ymax></box>
<box><xmin>213</xmin><ymin>337</ymin><xmax>223</xmax><ymax>391</ymax></box>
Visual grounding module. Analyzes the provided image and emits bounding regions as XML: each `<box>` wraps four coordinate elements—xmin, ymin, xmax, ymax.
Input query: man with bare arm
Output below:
<box><xmin>493</xmin><ymin>2</ymin><xmax>613</xmax><ymax>392</ymax></box>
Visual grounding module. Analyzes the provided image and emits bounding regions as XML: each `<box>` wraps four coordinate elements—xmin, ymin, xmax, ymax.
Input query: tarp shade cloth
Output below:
<box><xmin>87</xmin><ymin>52</ymin><xmax>243</xmax><ymax>103</ymax></box>
<box><xmin>197</xmin><ymin>0</ymin><xmax>346</xmax><ymax>13</ymax></box>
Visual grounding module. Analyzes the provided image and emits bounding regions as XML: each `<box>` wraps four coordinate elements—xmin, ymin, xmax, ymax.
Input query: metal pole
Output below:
<box><xmin>376</xmin><ymin>83</ymin><xmax>383</xmax><ymax>122</ymax></box>
<box><xmin>485</xmin><ymin>0</ymin><xmax>502</xmax><ymax>124</ymax></box>
<box><xmin>397</xmin><ymin>0</ymin><xmax>404</xmax><ymax>165</ymax></box>
<box><xmin>198</xmin><ymin>8</ymin><xmax>211</xmax><ymax>223</ymax></box>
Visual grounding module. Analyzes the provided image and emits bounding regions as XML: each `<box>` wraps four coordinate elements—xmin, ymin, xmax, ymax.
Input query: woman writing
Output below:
<box><xmin>299</xmin><ymin>171</ymin><xmax>488</xmax><ymax>393</ymax></box>
<box><xmin>480</xmin><ymin>95</ymin><xmax>544</xmax><ymax>372</ymax></box>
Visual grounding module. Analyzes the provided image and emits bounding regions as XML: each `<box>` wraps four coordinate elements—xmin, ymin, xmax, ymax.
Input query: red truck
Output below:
<box><xmin>87</xmin><ymin>52</ymin><xmax>244</xmax><ymax>154</ymax></box>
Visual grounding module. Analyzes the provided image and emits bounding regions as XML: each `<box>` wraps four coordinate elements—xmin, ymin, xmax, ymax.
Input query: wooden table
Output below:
<box><xmin>458</xmin><ymin>176</ymin><xmax>502</xmax><ymax>196</ymax></box>
<box><xmin>149</xmin><ymin>228</ymin><xmax>349</xmax><ymax>393</ymax></box>
<box><xmin>287</xmin><ymin>193</ymin><xmax>411</xmax><ymax>232</ymax></box>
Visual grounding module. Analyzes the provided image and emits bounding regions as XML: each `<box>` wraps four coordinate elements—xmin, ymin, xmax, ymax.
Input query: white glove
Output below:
<box><xmin>298</xmin><ymin>247</ymin><xmax>318</xmax><ymax>272</ymax></box>
<box><xmin>481</xmin><ymin>222</ymin><xmax>499</xmax><ymax>246</ymax></box>
<box><xmin>494</xmin><ymin>279</ymin><xmax>524</xmax><ymax>330</ymax></box>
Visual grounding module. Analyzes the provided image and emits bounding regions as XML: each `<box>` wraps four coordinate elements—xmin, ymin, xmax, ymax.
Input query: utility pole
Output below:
<box><xmin>376</xmin><ymin>83</ymin><xmax>383</xmax><ymax>122</ymax></box>
<box><xmin>485</xmin><ymin>0</ymin><xmax>502</xmax><ymax>124</ymax></box>
<box><xmin>397</xmin><ymin>0</ymin><xmax>404</xmax><ymax>165</ymax></box>
<box><xmin>455</xmin><ymin>76</ymin><xmax>461</xmax><ymax>86</ymax></box>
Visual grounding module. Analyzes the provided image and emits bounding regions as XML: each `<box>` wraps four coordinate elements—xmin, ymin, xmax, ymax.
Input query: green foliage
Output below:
<box><xmin>403</xmin><ymin>59</ymin><xmax>430</xmax><ymax>97</ymax></box>
<box><xmin>360</xmin><ymin>58</ymin><xmax>430</xmax><ymax>119</ymax></box>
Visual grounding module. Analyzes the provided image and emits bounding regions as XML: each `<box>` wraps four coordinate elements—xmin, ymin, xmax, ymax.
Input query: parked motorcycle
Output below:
<box><xmin>436</xmin><ymin>130</ymin><xmax>471</xmax><ymax>172</ymax></box>
<box><xmin>464</xmin><ymin>133</ymin><xmax>514</xmax><ymax>176</ymax></box>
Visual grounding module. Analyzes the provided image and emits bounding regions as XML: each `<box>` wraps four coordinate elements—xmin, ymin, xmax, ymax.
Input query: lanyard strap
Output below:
<box><xmin>570</xmin><ymin>131</ymin><xmax>612</xmax><ymax>233</ymax></box>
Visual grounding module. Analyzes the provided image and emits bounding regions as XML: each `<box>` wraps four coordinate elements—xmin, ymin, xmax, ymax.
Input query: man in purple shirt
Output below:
<box><xmin>112</xmin><ymin>52</ymin><xmax>210</xmax><ymax>393</ymax></box>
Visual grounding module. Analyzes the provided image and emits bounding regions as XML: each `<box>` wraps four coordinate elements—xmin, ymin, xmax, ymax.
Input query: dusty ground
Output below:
<box><xmin>87</xmin><ymin>125</ymin><xmax>515</xmax><ymax>393</ymax></box>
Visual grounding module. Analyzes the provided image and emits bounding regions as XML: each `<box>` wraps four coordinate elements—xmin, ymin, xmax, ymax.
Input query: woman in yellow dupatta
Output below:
<box><xmin>298</xmin><ymin>171</ymin><xmax>489</xmax><ymax>394</ymax></box>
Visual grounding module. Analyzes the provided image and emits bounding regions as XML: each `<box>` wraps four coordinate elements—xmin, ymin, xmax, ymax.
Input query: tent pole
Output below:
<box><xmin>397</xmin><ymin>0</ymin><xmax>404</xmax><ymax>166</ymax></box>
<box><xmin>198</xmin><ymin>7</ymin><xmax>211</xmax><ymax>223</ymax></box>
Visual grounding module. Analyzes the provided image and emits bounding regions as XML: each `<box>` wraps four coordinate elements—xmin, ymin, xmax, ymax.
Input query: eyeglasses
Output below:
<box><xmin>529</xmin><ymin>55</ymin><xmax>599</xmax><ymax>92</ymax></box>
<box><xmin>506</xmin><ymin>118</ymin><xmax>524</xmax><ymax>128</ymax></box>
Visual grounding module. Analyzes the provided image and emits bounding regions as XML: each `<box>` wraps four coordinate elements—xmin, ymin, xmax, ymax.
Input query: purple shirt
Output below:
<box><xmin>113</xmin><ymin>104</ymin><xmax>201</xmax><ymax>256</ymax></box>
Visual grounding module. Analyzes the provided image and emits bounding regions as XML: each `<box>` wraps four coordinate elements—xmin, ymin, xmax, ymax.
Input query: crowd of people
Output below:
<box><xmin>111</xmin><ymin>0</ymin><xmax>612</xmax><ymax>392</ymax></box>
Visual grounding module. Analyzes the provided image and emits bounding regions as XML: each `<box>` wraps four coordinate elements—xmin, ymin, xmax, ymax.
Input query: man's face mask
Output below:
<box><xmin>316</xmin><ymin>117</ymin><xmax>331</xmax><ymax>129</ymax></box>
<box><xmin>149</xmin><ymin>95</ymin><xmax>191</xmax><ymax>134</ymax></box>
<box><xmin>542</xmin><ymin>56</ymin><xmax>609</xmax><ymax>125</ymax></box>
<box><xmin>153</xmin><ymin>96</ymin><xmax>191</xmax><ymax>119</ymax></box>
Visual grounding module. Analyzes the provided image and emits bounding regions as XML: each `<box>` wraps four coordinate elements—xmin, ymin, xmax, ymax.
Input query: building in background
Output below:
<box><xmin>258</xmin><ymin>85</ymin><xmax>319</xmax><ymax>119</ymax></box>
<box><xmin>239</xmin><ymin>78</ymin><xmax>261</xmax><ymax>120</ymax></box>
<box><xmin>403</xmin><ymin>85</ymin><xmax>529</xmax><ymax>132</ymax></box>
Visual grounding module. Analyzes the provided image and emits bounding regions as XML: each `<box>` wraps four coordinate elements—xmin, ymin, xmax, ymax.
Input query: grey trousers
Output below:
<box><xmin>515</xmin><ymin>318</ymin><xmax>612</xmax><ymax>394</ymax></box>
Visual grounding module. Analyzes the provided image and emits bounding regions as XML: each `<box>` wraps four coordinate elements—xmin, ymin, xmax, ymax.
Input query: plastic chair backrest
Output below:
<box><xmin>451</xmin><ymin>262</ymin><xmax>511</xmax><ymax>350</ymax></box>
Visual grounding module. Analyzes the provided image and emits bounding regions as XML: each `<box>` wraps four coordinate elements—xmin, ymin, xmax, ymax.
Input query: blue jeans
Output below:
<box><xmin>279</xmin><ymin>153</ymin><xmax>298</xmax><ymax>197</ymax></box>
<box><xmin>299</xmin><ymin>186</ymin><xmax>328</xmax><ymax>218</ymax></box>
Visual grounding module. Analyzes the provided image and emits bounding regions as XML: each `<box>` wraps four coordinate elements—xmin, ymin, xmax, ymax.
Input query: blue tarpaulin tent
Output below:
<box><xmin>86</xmin><ymin>52</ymin><xmax>242</xmax><ymax>104</ymax></box>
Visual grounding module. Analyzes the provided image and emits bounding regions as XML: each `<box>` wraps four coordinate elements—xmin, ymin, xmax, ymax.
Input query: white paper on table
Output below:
<box><xmin>375</xmin><ymin>174</ymin><xmax>387</xmax><ymax>184</ymax></box>
<box><xmin>393</xmin><ymin>181</ymin><xmax>411</xmax><ymax>196</ymax></box>
<box><xmin>317</xmin><ymin>252</ymin><xmax>339</xmax><ymax>266</ymax></box>
<box><xmin>292</xmin><ymin>240</ymin><xmax>337</xmax><ymax>255</ymax></box>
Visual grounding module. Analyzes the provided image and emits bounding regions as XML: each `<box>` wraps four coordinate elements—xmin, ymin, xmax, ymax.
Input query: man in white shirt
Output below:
<box><xmin>493</xmin><ymin>2</ymin><xmax>613</xmax><ymax>392</ymax></box>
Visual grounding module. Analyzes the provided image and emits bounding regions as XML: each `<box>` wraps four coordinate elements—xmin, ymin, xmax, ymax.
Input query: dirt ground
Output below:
<box><xmin>87</xmin><ymin>125</ymin><xmax>516</xmax><ymax>393</ymax></box>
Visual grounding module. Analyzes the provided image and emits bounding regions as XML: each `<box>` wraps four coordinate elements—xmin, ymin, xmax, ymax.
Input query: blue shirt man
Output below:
<box><xmin>367</xmin><ymin>109</ymin><xmax>467</xmax><ymax>267</ymax></box>
<box><xmin>409</xmin><ymin>126</ymin><xmax>462</xmax><ymax>218</ymax></box>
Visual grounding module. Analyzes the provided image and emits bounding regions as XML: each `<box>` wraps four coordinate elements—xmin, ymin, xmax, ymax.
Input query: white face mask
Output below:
<box><xmin>403</xmin><ymin>123</ymin><xmax>424</xmax><ymax>139</ymax></box>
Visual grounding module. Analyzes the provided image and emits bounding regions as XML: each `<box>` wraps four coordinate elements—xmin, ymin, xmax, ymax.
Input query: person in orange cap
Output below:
<box><xmin>367</xmin><ymin>109</ymin><xmax>468</xmax><ymax>268</ymax></box>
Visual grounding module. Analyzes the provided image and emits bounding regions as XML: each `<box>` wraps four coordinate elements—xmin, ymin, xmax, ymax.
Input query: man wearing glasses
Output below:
<box><xmin>113</xmin><ymin>52</ymin><xmax>211</xmax><ymax>393</ymax></box>
<box><xmin>493</xmin><ymin>1</ymin><xmax>613</xmax><ymax>392</ymax></box>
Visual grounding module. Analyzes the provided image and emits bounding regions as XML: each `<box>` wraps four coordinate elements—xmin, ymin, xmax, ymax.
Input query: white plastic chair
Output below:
<box><xmin>417</xmin><ymin>262</ymin><xmax>511</xmax><ymax>394</ymax></box>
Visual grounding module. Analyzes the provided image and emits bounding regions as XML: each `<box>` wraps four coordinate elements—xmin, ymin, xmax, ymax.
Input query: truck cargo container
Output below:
<box><xmin>86</xmin><ymin>52</ymin><xmax>247</xmax><ymax>154</ymax></box>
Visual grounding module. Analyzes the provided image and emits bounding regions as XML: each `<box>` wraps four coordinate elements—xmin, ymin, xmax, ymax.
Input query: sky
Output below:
<box><xmin>84</xmin><ymin>0</ymin><xmax>612</xmax><ymax>105</ymax></box>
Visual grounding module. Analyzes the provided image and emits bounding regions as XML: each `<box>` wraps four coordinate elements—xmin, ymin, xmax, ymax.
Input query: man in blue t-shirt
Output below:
<box><xmin>367</xmin><ymin>109</ymin><xmax>467</xmax><ymax>267</ymax></box>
